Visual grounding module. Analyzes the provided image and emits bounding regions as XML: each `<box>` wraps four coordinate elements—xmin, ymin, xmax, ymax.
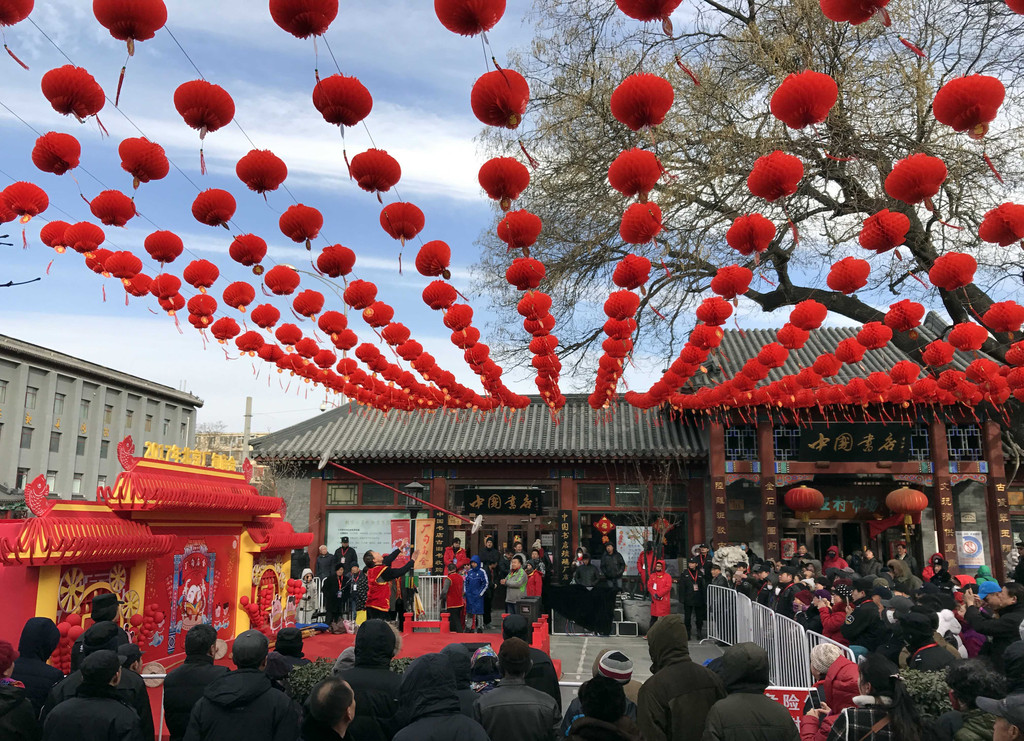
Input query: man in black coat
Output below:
<box><xmin>300</xmin><ymin>677</ymin><xmax>356</xmax><ymax>741</ymax></box>
<box><xmin>900</xmin><ymin>612</ymin><xmax>957</xmax><ymax>671</ymax></box>
<box><xmin>439</xmin><ymin>643</ymin><xmax>479</xmax><ymax>718</ymax></box>
<box><xmin>272</xmin><ymin>627</ymin><xmax>310</xmax><ymax>671</ymax></box>
<box><xmin>501</xmin><ymin>614</ymin><xmax>561</xmax><ymax>712</ymax></box>
<box><xmin>183</xmin><ymin>629</ymin><xmax>300</xmax><ymax>741</ymax></box>
<box><xmin>42</xmin><ymin>621</ymin><xmax>155</xmax><ymax>741</ymax></box>
<box><xmin>69</xmin><ymin>594</ymin><xmax>130</xmax><ymax>672</ymax></box>
<box><xmin>1014</xmin><ymin>541</ymin><xmax>1024</xmax><ymax>585</ymax></box>
<box><xmin>11</xmin><ymin>617</ymin><xmax>64</xmax><ymax>715</ymax></box>
<box><xmin>314</xmin><ymin>545</ymin><xmax>336</xmax><ymax>581</ymax></box>
<box><xmin>393</xmin><ymin>654</ymin><xmax>490</xmax><ymax>741</ymax></box>
<box><xmin>479</xmin><ymin>535</ymin><xmax>500</xmax><ymax>626</ymax></box>
<box><xmin>333</xmin><ymin>537</ymin><xmax>358</xmax><ymax>573</ymax></box>
<box><xmin>42</xmin><ymin>651</ymin><xmax>142</xmax><ymax>741</ymax></box>
<box><xmin>964</xmin><ymin>581</ymin><xmax>1024</xmax><ymax>672</ymax></box>
<box><xmin>163</xmin><ymin>625</ymin><xmax>229</xmax><ymax>741</ymax></box>
<box><xmin>289</xmin><ymin>548</ymin><xmax>310</xmax><ymax>580</ymax></box>
<box><xmin>600</xmin><ymin>542</ymin><xmax>627</xmax><ymax>591</ymax></box>
<box><xmin>334</xmin><ymin>619</ymin><xmax>402</xmax><ymax>741</ymax></box>
<box><xmin>840</xmin><ymin>578</ymin><xmax>888</xmax><ymax>652</ymax></box>
<box><xmin>752</xmin><ymin>563</ymin><xmax>775</xmax><ymax>606</ymax></box>
<box><xmin>894</xmin><ymin>541</ymin><xmax>919</xmax><ymax>576</ymax></box>
<box><xmin>774</xmin><ymin>567</ymin><xmax>802</xmax><ymax>619</ymax></box>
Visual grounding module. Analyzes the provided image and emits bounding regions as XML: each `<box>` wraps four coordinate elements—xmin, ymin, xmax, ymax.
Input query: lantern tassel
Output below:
<box><xmin>200</xmin><ymin>145</ymin><xmax>207</xmax><ymax>176</ymax></box>
<box><xmin>983</xmin><ymin>153</ymin><xmax>1004</xmax><ymax>184</ymax></box>
<box><xmin>879</xmin><ymin>7</ymin><xmax>892</xmax><ymax>26</ymax></box>
<box><xmin>908</xmin><ymin>271</ymin><xmax>929</xmax><ymax>289</ymax></box>
<box><xmin>95</xmin><ymin>116</ymin><xmax>109</xmax><ymax>137</ymax></box>
<box><xmin>518</xmin><ymin>140</ymin><xmax>539</xmax><ymax>169</ymax></box>
<box><xmin>115</xmin><ymin>63</ymin><xmax>127</xmax><ymax>107</ymax></box>
<box><xmin>4</xmin><ymin>44</ymin><xmax>28</xmax><ymax>70</ymax></box>
<box><xmin>674</xmin><ymin>55</ymin><xmax>700</xmax><ymax>85</ymax></box>
<box><xmin>898</xmin><ymin>36</ymin><xmax>926</xmax><ymax>57</ymax></box>
<box><xmin>22</xmin><ymin>228</ymin><xmax>27</xmax><ymax>249</ymax></box>
<box><xmin>45</xmin><ymin>259</ymin><xmax>53</xmax><ymax>275</ymax></box>
<box><xmin>824</xmin><ymin>151</ymin><xmax>855</xmax><ymax>162</ymax></box>
<box><xmin>102</xmin><ymin>285</ymin><xmax>106</xmax><ymax>302</ymax></box>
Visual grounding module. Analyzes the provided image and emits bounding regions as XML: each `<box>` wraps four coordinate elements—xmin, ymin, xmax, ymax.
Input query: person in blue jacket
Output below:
<box><xmin>464</xmin><ymin>556</ymin><xmax>490</xmax><ymax>633</ymax></box>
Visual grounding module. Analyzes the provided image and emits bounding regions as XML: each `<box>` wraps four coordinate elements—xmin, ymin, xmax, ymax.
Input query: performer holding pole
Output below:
<box><xmin>363</xmin><ymin>548</ymin><xmax>416</xmax><ymax>622</ymax></box>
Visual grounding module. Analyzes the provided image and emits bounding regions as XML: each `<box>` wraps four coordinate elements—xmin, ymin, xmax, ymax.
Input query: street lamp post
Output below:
<box><xmin>404</xmin><ymin>481</ymin><xmax>425</xmax><ymax>561</ymax></box>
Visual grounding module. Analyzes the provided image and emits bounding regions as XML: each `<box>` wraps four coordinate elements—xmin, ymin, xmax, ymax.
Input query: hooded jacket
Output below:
<box><xmin>464</xmin><ymin>558</ymin><xmax>489</xmax><ymax>615</ymax></box>
<box><xmin>12</xmin><ymin>618</ymin><xmax>64</xmax><ymax>715</ymax></box>
<box><xmin>182</xmin><ymin>668</ymin><xmax>300</xmax><ymax>741</ymax></box>
<box><xmin>637</xmin><ymin>614</ymin><xmax>726</xmax><ymax>741</ymax></box>
<box><xmin>799</xmin><ymin>655</ymin><xmax>858</xmax><ymax>741</ymax></box>
<box><xmin>886</xmin><ymin>559</ymin><xmax>923</xmax><ymax>594</ymax></box>
<box><xmin>561</xmin><ymin>651</ymin><xmax>640</xmax><ymax>736</ymax></box>
<box><xmin>927</xmin><ymin>555</ymin><xmax>955</xmax><ymax>589</ymax></box>
<box><xmin>163</xmin><ymin>654</ymin><xmax>230</xmax><ymax>741</ymax></box>
<box><xmin>974</xmin><ymin>565</ymin><xmax>997</xmax><ymax>584</ymax></box>
<box><xmin>0</xmin><ymin>680</ymin><xmax>39</xmax><ymax>741</ymax></box>
<box><xmin>569</xmin><ymin>716</ymin><xmax>643</xmax><ymax>741</ymax></box>
<box><xmin>649</xmin><ymin>562</ymin><xmax>674</xmax><ymax>617</ymax></box>
<box><xmin>440</xmin><ymin>644</ymin><xmax>480</xmax><ymax>718</ymax></box>
<box><xmin>703</xmin><ymin>642</ymin><xmax>799</xmax><ymax>741</ymax></box>
<box><xmin>43</xmin><ymin>661</ymin><xmax>155</xmax><ymax>741</ymax></box>
<box><xmin>392</xmin><ymin>654</ymin><xmax>489</xmax><ymax>741</ymax></box>
<box><xmin>922</xmin><ymin>552</ymin><xmax>943</xmax><ymax>582</ymax></box>
<box><xmin>334</xmin><ymin>619</ymin><xmax>402</xmax><ymax>741</ymax></box>
<box><xmin>823</xmin><ymin>548</ymin><xmax>849</xmax><ymax>573</ymax></box>
<box><xmin>42</xmin><ymin>683</ymin><xmax>141</xmax><ymax>741</ymax></box>
<box><xmin>600</xmin><ymin>547</ymin><xmax>627</xmax><ymax>580</ymax></box>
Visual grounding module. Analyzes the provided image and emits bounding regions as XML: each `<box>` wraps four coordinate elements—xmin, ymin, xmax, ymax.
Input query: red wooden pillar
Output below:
<box><xmin>929</xmin><ymin>418</ymin><xmax>957</xmax><ymax>569</ymax></box>
<box><xmin>984</xmin><ymin>419</ymin><xmax>1012</xmax><ymax>581</ymax></box>
<box><xmin>430</xmin><ymin>477</ymin><xmax>448</xmax><ymax>508</ymax></box>
<box><xmin>757</xmin><ymin>418</ymin><xmax>780</xmax><ymax>561</ymax></box>
<box><xmin>688</xmin><ymin>478</ymin><xmax>705</xmax><ymax>549</ymax></box>
<box><xmin>709</xmin><ymin>421</ymin><xmax>729</xmax><ymax>543</ymax></box>
<box><xmin>308</xmin><ymin>478</ymin><xmax>327</xmax><ymax>556</ymax></box>
<box><xmin>560</xmin><ymin>477</ymin><xmax>576</xmax><ymax>555</ymax></box>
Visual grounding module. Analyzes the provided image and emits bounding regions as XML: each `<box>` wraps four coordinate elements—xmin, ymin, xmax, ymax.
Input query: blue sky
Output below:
<box><xmin>0</xmin><ymin>0</ymin><xmax>583</xmax><ymax>431</ymax></box>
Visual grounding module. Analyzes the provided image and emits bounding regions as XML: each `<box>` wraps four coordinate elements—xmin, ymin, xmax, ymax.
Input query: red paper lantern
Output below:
<box><xmin>316</xmin><ymin>244</ymin><xmax>356</xmax><ymax>277</ymax></box>
<box><xmin>726</xmin><ymin>213</ymin><xmax>776</xmax><ymax>256</ymax></box>
<box><xmin>174</xmin><ymin>78</ymin><xmax>234</xmax><ymax>141</ymax></box>
<box><xmin>104</xmin><ymin>250</ymin><xmax>142</xmax><ymax>282</ymax></box>
<box><xmin>813</xmin><ymin>353</ymin><xmax>842</xmax><ymax>377</ymax></box>
<box><xmin>93</xmin><ymin>0</ymin><xmax>167</xmax><ymax>51</ymax></box>
<box><xmin>32</xmin><ymin>132</ymin><xmax>81</xmax><ymax>175</ymax></box>
<box><xmin>605</xmin><ymin>290</ymin><xmax>640</xmax><ymax>321</ymax></box>
<box><xmin>827</xmin><ymin>257</ymin><xmax>870</xmax><ymax>294</ymax></box>
<box><xmin>86</xmin><ymin>248</ymin><xmax>113</xmax><ymax>275</ymax></box>
<box><xmin>818</xmin><ymin>0</ymin><xmax>890</xmax><ymax>24</ymax></box>
<box><xmin>143</xmin><ymin>230</ymin><xmax>183</xmax><ymax>264</ymax></box>
<box><xmin>884</xmin><ymin>299</ymin><xmax>925</xmax><ymax>333</ymax></box>
<box><xmin>293</xmin><ymin>289</ymin><xmax>325</xmax><ymax>318</ymax></box>
<box><xmin>187</xmin><ymin>294</ymin><xmax>217</xmax><ymax>325</ymax></box>
<box><xmin>312</xmin><ymin>73</ymin><xmax>372</xmax><ymax>127</ymax></box>
<box><xmin>948</xmin><ymin>322</ymin><xmax>989</xmax><ymax>351</ymax></box>
<box><xmin>696</xmin><ymin>297</ymin><xmax>733</xmax><ymax>327</ymax></box>
<box><xmin>470</xmin><ymin>69</ymin><xmax>529</xmax><ymax>129</ymax></box>
<box><xmin>211</xmin><ymin>317</ymin><xmax>241</xmax><ymax>342</ymax></box>
<box><xmin>619</xmin><ymin>202</ymin><xmax>662</xmax><ymax>244</ymax></box>
<box><xmin>223</xmin><ymin>281</ymin><xmax>256</xmax><ymax>312</ymax></box>
<box><xmin>984</xmin><ymin>301</ymin><xmax>1024</xmax><ymax>333</ymax></box>
<box><xmin>890</xmin><ymin>360</ymin><xmax>920</xmax><ymax>386</ymax></box>
<box><xmin>517</xmin><ymin>291</ymin><xmax>552</xmax><ymax>321</ymax></box>
<box><xmin>229</xmin><ymin>234</ymin><xmax>268</xmax><ymax>269</ymax></box>
<box><xmin>922</xmin><ymin>340</ymin><xmax>955</xmax><ymax>367</ymax></box>
<box><xmin>613</xmin><ymin>254</ymin><xmax>651</xmax><ymax>289</ymax></box>
<box><xmin>1</xmin><ymin>182</ymin><xmax>48</xmax><ymax>221</ymax></box>
<box><xmin>933</xmin><ymin>75</ymin><xmax>1005</xmax><ymax>139</ymax></box>
<box><xmin>124</xmin><ymin>273</ymin><xmax>152</xmax><ymax>297</ymax></box>
<box><xmin>183</xmin><ymin>259</ymin><xmax>219</xmax><ymax>292</ymax></box>
<box><xmin>264</xmin><ymin>265</ymin><xmax>301</xmax><ymax>296</ymax></box>
<box><xmin>275</xmin><ymin>323</ymin><xmax>303</xmax><ymax>346</ymax></box>
<box><xmin>859</xmin><ymin>209</ymin><xmax>910</xmax><ymax>254</ymax></box>
<box><xmin>381</xmin><ymin>322</ymin><xmax>410</xmax><ymax>346</ymax></box>
<box><xmin>757</xmin><ymin>342</ymin><xmax>788</xmax><ymax>368</ymax></box>
<box><xmin>350</xmin><ymin>148</ymin><xmax>401</xmax><ymax>193</ymax></box>
<box><xmin>610</xmin><ymin>74</ymin><xmax>674</xmax><ymax>131</ymax></box>
<box><xmin>777</xmin><ymin>323</ymin><xmax>809</xmax><ymax>349</ymax></box>
<box><xmin>608</xmin><ymin>148</ymin><xmax>663</xmax><ymax>200</ymax></box>
<box><xmin>497</xmin><ymin>209</ymin><xmax>543</xmax><ymax>250</ymax></box>
<box><xmin>928</xmin><ymin>252</ymin><xmax>976</xmax><ymax>291</ymax></box>
<box><xmin>0</xmin><ymin>1</ymin><xmax>32</xmax><ymax>26</ymax></box>
<box><xmin>313</xmin><ymin>348</ymin><xmax>337</xmax><ymax>369</ymax></box>
<box><xmin>149</xmin><ymin>273</ymin><xmax>181</xmax><ymax>300</ymax></box>
<box><xmin>885</xmin><ymin>153</ymin><xmax>947</xmax><ymax>207</ymax></box>
<box><xmin>118</xmin><ymin>137</ymin><xmax>169</xmax><ymax>186</ymax></box>
<box><xmin>615</xmin><ymin>0</ymin><xmax>683</xmax><ymax>21</ymax></box>
<box><xmin>363</xmin><ymin>301</ymin><xmax>394</xmax><ymax>328</ymax></box>
<box><xmin>856</xmin><ymin>321</ymin><xmax>892</xmax><ymax>350</ymax></box>
<box><xmin>89</xmin><ymin>189</ymin><xmax>136</xmax><ymax>227</ymax></box>
<box><xmin>434</xmin><ymin>0</ymin><xmax>506</xmax><ymax>36</ymax></box>
<box><xmin>423</xmin><ymin>281</ymin><xmax>457</xmax><ymax>310</ymax></box>
<box><xmin>415</xmin><ymin>240</ymin><xmax>451</xmax><ymax>277</ymax></box>
<box><xmin>886</xmin><ymin>486</ymin><xmax>928</xmax><ymax>524</ymax></box>
<box><xmin>505</xmin><ymin>257</ymin><xmax>545</xmax><ymax>290</ymax></box>
<box><xmin>444</xmin><ymin>304</ymin><xmax>474</xmax><ymax>331</ymax></box>
<box><xmin>979</xmin><ymin>202</ymin><xmax>1024</xmax><ymax>247</ymax></box>
<box><xmin>251</xmin><ymin>303</ymin><xmax>281</xmax><ymax>329</ymax></box>
<box><xmin>269</xmin><ymin>0</ymin><xmax>339</xmax><ymax>38</ymax></box>
<box><xmin>40</xmin><ymin>66</ymin><xmax>105</xmax><ymax>120</ymax></box>
<box><xmin>835</xmin><ymin>337</ymin><xmax>866</xmax><ymax>364</ymax></box>
<box><xmin>770</xmin><ymin>70</ymin><xmax>838</xmax><ymax>129</ymax></box>
<box><xmin>379</xmin><ymin>202</ymin><xmax>425</xmax><ymax>244</ymax></box>
<box><xmin>343</xmin><ymin>279</ymin><xmax>377</xmax><ymax>309</ymax></box>
<box><xmin>279</xmin><ymin>203</ymin><xmax>323</xmax><ymax>246</ymax></box>
<box><xmin>747</xmin><ymin>151</ymin><xmax>803</xmax><ymax>202</ymax></box>
<box><xmin>785</xmin><ymin>486</ymin><xmax>824</xmax><ymax>519</ymax></box>
<box><xmin>479</xmin><ymin>156</ymin><xmax>530</xmax><ymax>210</ymax></box>
<box><xmin>790</xmin><ymin>300</ymin><xmax>827</xmax><ymax>330</ymax></box>
<box><xmin>294</xmin><ymin>337</ymin><xmax>320</xmax><ymax>358</ymax></box>
<box><xmin>192</xmin><ymin>188</ymin><xmax>236</xmax><ymax>227</ymax></box>
<box><xmin>236</xmin><ymin>149</ymin><xmax>288</xmax><ymax>194</ymax></box>
<box><xmin>710</xmin><ymin>265</ymin><xmax>752</xmax><ymax>299</ymax></box>
<box><xmin>40</xmin><ymin>220</ymin><xmax>69</xmax><ymax>252</ymax></box>
<box><xmin>159</xmin><ymin>294</ymin><xmax>185</xmax><ymax>314</ymax></box>
<box><xmin>64</xmin><ymin>222</ymin><xmax>105</xmax><ymax>255</ymax></box>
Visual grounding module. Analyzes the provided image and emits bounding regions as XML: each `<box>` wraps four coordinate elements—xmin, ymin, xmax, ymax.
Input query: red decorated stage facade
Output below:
<box><xmin>0</xmin><ymin>438</ymin><xmax>311</xmax><ymax>672</ymax></box>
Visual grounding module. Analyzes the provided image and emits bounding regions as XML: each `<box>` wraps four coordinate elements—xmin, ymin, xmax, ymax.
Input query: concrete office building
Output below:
<box><xmin>0</xmin><ymin>334</ymin><xmax>203</xmax><ymax>501</ymax></box>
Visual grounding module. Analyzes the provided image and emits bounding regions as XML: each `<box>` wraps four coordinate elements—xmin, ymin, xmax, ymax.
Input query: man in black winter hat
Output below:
<box><xmin>164</xmin><ymin>625</ymin><xmax>228</xmax><ymax>741</ymax></box>
<box><xmin>70</xmin><ymin>593</ymin><xmax>130</xmax><ymax>672</ymax></box>
<box><xmin>42</xmin><ymin>650</ymin><xmax>144</xmax><ymax>741</ymax></box>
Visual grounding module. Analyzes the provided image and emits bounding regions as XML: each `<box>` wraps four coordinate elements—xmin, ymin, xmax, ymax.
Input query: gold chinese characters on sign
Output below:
<box><xmin>142</xmin><ymin>441</ymin><xmax>238</xmax><ymax>471</ymax></box>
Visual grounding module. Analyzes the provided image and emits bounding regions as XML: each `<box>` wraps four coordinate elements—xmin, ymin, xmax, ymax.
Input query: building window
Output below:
<box><xmin>326</xmin><ymin>484</ymin><xmax>357</xmax><ymax>505</ymax></box>
<box><xmin>180</xmin><ymin>422</ymin><xmax>187</xmax><ymax>442</ymax></box>
<box><xmin>20</xmin><ymin>427</ymin><xmax>32</xmax><ymax>449</ymax></box>
<box><xmin>0</xmin><ymin>379</ymin><xmax>7</xmax><ymax>403</ymax></box>
<box><xmin>49</xmin><ymin>431</ymin><xmax>61</xmax><ymax>453</ymax></box>
<box><xmin>97</xmin><ymin>475</ymin><xmax>107</xmax><ymax>489</ymax></box>
<box><xmin>53</xmin><ymin>393</ymin><xmax>65</xmax><ymax>417</ymax></box>
<box><xmin>125</xmin><ymin>410</ymin><xmax>134</xmax><ymax>428</ymax></box>
<box><xmin>908</xmin><ymin>424</ymin><xmax>931</xmax><ymax>462</ymax></box>
<box><xmin>71</xmin><ymin>474</ymin><xmax>83</xmax><ymax>496</ymax></box>
<box><xmin>80</xmin><ymin>399</ymin><xmax>90</xmax><ymax>420</ymax></box>
<box><xmin>615</xmin><ymin>485</ymin><xmax>647</xmax><ymax>508</ymax></box>
<box><xmin>725</xmin><ymin>427</ymin><xmax>758</xmax><ymax>462</ymax></box>
<box><xmin>773</xmin><ymin>426</ymin><xmax>802</xmax><ymax>461</ymax></box>
<box><xmin>76</xmin><ymin>436</ymin><xmax>87</xmax><ymax>456</ymax></box>
<box><xmin>163</xmin><ymin>418</ymin><xmax>170</xmax><ymax>435</ymax></box>
<box><xmin>16</xmin><ymin>468</ymin><xmax>29</xmax><ymax>490</ymax></box>
<box><xmin>947</xmin><ymin>425</ymin><xmax>984</xmax><ymax>462</ymax></box>
<box><xmin>24</xmin><ymin>386</ymin><xmax>37</xmax><ymax>410</ymax></box>
<box><xmin>361</xmin><ymin>484</ymin><xmax>395</xmax><ymax>506</ymax></box>
<box><xmin>100</xmin><ymin>440</ymin><xmax>110</xmax><ymax>459</ymax></box>
<box><xmin>577</xmin><ymin>484</ymin><xmax>611</xmax><ymax>507</ymax></box>
<box><xmin>653</xmin><ymin>483</ymin><xmax>689</xmax><ymax>508</ymax></box>
<box><xmin>104</xmin><ymin>405</ymin><xmax>113</xmax><ymax>424</ymax></box>
<box><xmin>145</xmin><ymin>414</ymin><xmax>153</xmax><ymax>432</ymax></box>
<box><xmin>46</xmin><ymin>471</ymin><xmax>57</xmax><ymax>490</ymax></box>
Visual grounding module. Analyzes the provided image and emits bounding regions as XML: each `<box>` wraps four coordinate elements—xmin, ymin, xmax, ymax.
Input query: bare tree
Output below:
<box><xmin>475</xmin><ymin>0</ymin><xmax>1024</xmax><ymax>380</ymax></box>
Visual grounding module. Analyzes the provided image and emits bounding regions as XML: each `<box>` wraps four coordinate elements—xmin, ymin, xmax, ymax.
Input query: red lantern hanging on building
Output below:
<box><xmin>610</xmin><ymin>73</ymin><xmax>674</xmax><ymax>131</ymax></box>
<box><xmin>594</xmin><ymin>515</ymin><xmax>614</xmax><ymax>535</ymax></box>
<box><xmin>922</xmin><ymin>340</ymin><xmax>955</xmax><ymax>367</ymax></box>
<box><xmin>933</xmin><ymin>75</ymin><xmax>1005</xmax><ymax>139</ymax></box>
<box><xmin>948</xmin><ymin>322</ymin><xmax>989</xmax><ymax>352</ymax></box>
<box><xmin>31</xmin><ymin>132</ymin><xmax>81</xmax><ymax>175</ymax></box>
<box><xmin>470</xmin><ymin>69</ymin><xmax>530</xmax><ymax>129</ymax></box>
<box><xmin>886</xmin><ymin>486</ymin><xmax>928</xmax><ymax>532</ymax></box>
<box><xmin>785</xmin><ymin>485</ymin><xmax>824</xmax><ymax>520</ymax></box>
<box><xmin>173</xmin><ymin>80</ymin><xmax>235</xmax><ymax>174</ymax></box>
<box><xmin>479</xmin><ymin>157</ymin><xmax>530</xmax><ymax>211</ymax></box>
<box><xmin>856</xmin><ymin>321</ymin><xmax>893</xmax><ymax>350</ymax></box>
<box><xmin>770</xmin><ymin>70</ymin><xmax>838</xmax><ymax>129</ymax></box>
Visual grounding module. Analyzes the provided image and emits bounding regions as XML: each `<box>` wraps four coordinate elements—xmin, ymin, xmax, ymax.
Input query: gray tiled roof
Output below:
<box><xmin>252</xmin><ymin>395</ymin><xmax>707</xmax><ymax>462</ymax></box>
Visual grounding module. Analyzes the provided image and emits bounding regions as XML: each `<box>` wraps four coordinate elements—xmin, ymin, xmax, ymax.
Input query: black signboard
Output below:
<box><xmin>798</xmin><ymin>423</ymin><xmax>914</xmax><ymax>462</ymax></box>
<box><xmin>463</xmin><ymin>488</ymin><xmax>543</xmax><ymax>516</ymax></box>
<box><xmin>557</xmin><ymin>510</ymin><xmax>573</xmax><ymax>583</ymax></box>
<box><xmin>431</xmin><ymin>507</ymin><xmax>448</xmax><ymax>576</ymax></box>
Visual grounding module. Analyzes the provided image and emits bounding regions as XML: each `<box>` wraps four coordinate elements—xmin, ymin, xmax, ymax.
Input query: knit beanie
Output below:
<box><xmin>596</xmin><ymin>650</ymin><xmax>633</xmax><ymax>684</ymax></box>
<box><xmin>0</xmin><ymin>640</ymin><xmax>17</xmax><ymax>675</ymax></box>
<box><xmin>809</xmin><ymin>643</ymin><xmax>842</xmax><ymax>676</ymax></box>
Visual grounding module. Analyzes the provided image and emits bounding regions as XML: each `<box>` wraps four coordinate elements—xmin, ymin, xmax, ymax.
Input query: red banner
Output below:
<box><xmin>764</xmin><ymin>686</ymin><xmax>810</xmax><ymax>726</ymax></box>
<box><xmin>390</xmin><ymin>519</ymin><xmax>411</xmax><ymax>568</ymax></box>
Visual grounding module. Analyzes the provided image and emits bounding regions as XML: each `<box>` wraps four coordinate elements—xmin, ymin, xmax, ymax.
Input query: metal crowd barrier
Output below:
<box><xmin>707</xmin><ymin>585</ymin><xmax>856</xmax><ymax>688</ymax></box>
<box><xmin>417</xmin><ymin>575</ymin><xmax>446</xmax><ymax>621</ymax></box>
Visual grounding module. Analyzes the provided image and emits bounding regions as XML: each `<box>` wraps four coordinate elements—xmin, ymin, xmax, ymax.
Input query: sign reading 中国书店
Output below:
<box><xmin>798</xmin><ymin>424</ymin><xmax>914</xmax><ymax>462</ymax></box>
<box><xmin>463</xmin><ymin>489</ymin><xmax>543</xmax><ymax>516</ymax></box>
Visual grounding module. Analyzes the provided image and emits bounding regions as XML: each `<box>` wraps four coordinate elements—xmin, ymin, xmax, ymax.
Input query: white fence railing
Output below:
<box><xmin>706</xmin><ymin>585</ymin><xmax>855</xmax><ymax>688</ymax></box>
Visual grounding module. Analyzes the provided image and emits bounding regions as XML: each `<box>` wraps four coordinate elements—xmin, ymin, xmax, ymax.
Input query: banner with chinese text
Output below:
<box><xmin>413</xmin><ymin>517</ymin><xmax>434</xmax><ymax>570</ymax></box>
<box><xmin>463</xmin><ymin>488</ymin><xmax>543</xmax><ymax>515</ymax></box>
<box><xmin>390</xmin><ymin>519</ymin><xmax>411</xmax><ymax>568</ymax></box>
<box><xmin>557</xmin><ymin>510</ymin><xmax>572</xmax><ymax>583</ymax></box>
<box><xmin>431</xmin><ymin>508</ymin><xmax>448</xmax><ymax>575</ymax></box>
<box><xmin>798</xmin><ymin>424</ymin><xmax>914</xmax><ymax>461</ymax></box>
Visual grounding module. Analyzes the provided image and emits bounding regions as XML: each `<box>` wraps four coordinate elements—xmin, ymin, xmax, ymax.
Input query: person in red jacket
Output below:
<box><xmin>822</xmin><ymin>545</ymin><xmax>849</xmax><ymax>573</ymax></box>
<box><xmin>800</xmin><ymin>645</ymin><xmax>859</xmax><ymax>741</ymax></box>
<box><xmin>442</xmin><ymin>558</ymin><xmax>469</xmax><ymax>632</ymax></box>
<box><xmin>525</xmin><ymin>561</ymin><xmax>543</xmax><ymax>598</ymax></box>
<box><xmin>647</xmin><ymin>560</ymin><xmax>673</xmax><ymax>629</ymax></box>
<box><xmin>363</xmin><ymin>548</ymin><xmax>416</xmax><ymax>621</ymax></box>
<box><xmin>635</xmin><ymin>541</ymin><xmax>656</xmax><ymax>598</ymax></box>
<box><xmin>443</xmin><ymin>538</ymin><xmax>468</xmax><ymax>576</ymax></box>
<box><xmin>814</xmin><ymin>592</ymin><xmax>850</xmax><ymax>647</ymax></box>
